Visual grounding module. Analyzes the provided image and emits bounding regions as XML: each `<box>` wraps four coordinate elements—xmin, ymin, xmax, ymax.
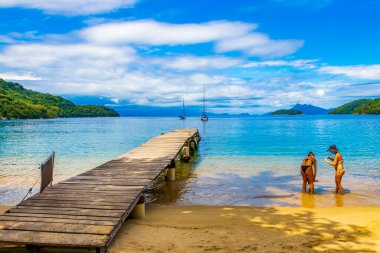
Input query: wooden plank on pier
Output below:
<box><xmin>0</xmin><ymin>129</ymin><xmax>199</xmax><ymax>252</ymax></box>
<box><xmin>0</xmin><ymin>213</ymin><xmax>119</xmax><ymax>221</ymax></box>
<box><xmin>0</xmin><ymin>230</ymin><xmax>108</xmax><ymax>248</ymax></box>
<box><xmin>0</xmin><ymin>215</ymin><xmax>117</xmax><ymax>226</ymax></box>
<box><xmin>0</xmin><ymin>221</ymin><xmax>114</xmax><ymax>235</ymax></box>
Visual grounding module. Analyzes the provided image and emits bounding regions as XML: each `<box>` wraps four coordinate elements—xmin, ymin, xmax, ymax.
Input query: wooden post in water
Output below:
<box><xmin>181</xmin><ymin>145</ymin><xmax>190</xmax><ymax>162</ymax></box>
<box><xmin>165</xmin><ymin>159</ymin><xmax>176</xmax><ymax>182</ymax></box>
<box><xmin>131</xmin><ymin>195</ymin><xmax>146</xmax><ymax>219</ymax></box>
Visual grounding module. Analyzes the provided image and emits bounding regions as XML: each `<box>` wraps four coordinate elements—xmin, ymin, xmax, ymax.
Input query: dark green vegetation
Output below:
<box><xmin>329</xmin><ymin>98</ymin><xmax>380</xmax><ymax>114</ymax></box>
<box><xmin>0</xmin><ymin>79</ymin><xmax>119</xmax><ymax>119</ymax></box>
<box><xmin>350</xmin><ymin>98</ymin><xmax>380</xmax><ymax>114</ymax></box>
<box><xmin>292</xmin><ymin>104</ymin><xmax>329</xmax><ymax>115</ymax></box>
<box><xmin>271</xmin><ymin>109</ymin><xmax>303</xmax><ymax>115</ymax></box>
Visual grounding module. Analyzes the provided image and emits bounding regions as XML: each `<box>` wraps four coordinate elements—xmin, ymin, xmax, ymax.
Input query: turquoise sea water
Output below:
<box><xmin>0</xmin><ymin>116</ymin><xmax>379</xmax><ymax>206</ymax></box>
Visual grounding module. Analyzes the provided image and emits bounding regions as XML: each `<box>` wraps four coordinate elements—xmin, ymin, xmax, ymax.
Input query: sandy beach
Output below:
<box><xmin>108</xmin><ymin>205</ymin><xmax>380</xmax><ymax>253</ymax></box>
<box><xmin>2</xmin><ymin>204</ymin><xmax>378</xmax><ymax>252</ymax></box>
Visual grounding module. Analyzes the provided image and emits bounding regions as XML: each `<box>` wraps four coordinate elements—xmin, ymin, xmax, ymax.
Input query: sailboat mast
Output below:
<box><xmin>203</xmin><ymin>84</ymin><xmax>206</xmax><ymax>115</ymax></box>
<box><xmin>200</xmin><ymin>84</ymin><xmax>208</xmax><ymax>121</ymax></box>
<box><xmin>182</xmin><ymin>97</ymin><xmax>185</xmax><ymax>116</ymax></box>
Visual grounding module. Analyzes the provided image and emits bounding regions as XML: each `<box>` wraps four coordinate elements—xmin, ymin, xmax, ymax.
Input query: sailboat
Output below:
<box><xmin>179</xmin><ymin>97</ymin><xmax>186</xmax><ymax>120</ymax></box>
<box><xmin>201</xmin><ymin>85</ymin><xmax>208</xmax><ymax>121</ymax></box>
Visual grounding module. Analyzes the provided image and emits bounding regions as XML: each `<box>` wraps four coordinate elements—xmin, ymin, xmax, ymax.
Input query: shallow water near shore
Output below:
<box><xmin>0</xmin><ymin>116</ymin><xmax>379</xmax><ymax>207</ymax></box>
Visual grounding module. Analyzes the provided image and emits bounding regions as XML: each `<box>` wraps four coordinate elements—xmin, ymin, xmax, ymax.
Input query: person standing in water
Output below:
<box><xmin>324</xmin><ymin>145</ymin><xmax>345</xmax><ymax>194</ymax></box>
<box><xmin>300</xmin><ymin>152</ymin><xmax>318</xmax><ymax>194</ymax></box>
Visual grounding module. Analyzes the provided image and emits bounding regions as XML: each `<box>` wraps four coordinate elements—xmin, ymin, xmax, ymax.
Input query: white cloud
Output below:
<box><xmin>242</xmin><ymin>59</ymin><xmax>318</xmax><ymax>69</ymax></box>
<box><xmin>0</xmin><ymin>31</ymin><xmax>44</xmax><ymax>46</ymax></box>
<box><xmin>0</xmin><ymin>42</ymin><xmax>264</xmax><ymax>111</ymax></box>
<box><xmin>320</xmin><ymin>64</ymin><xmax>380</xmax><ymax>79</ymax></box>
<box><xmin>0</xmin><ymin>42</ymin><xmax>139</xmax><ymax>99</ymax></box>
<box><xmin>151</xmin><ymin>55</ymin><xmax>242</xmax><ymax>71</ymax></box>
<box><xmin>110</xmin><ymin>98</ymin><xmax>119</xmax><ymax>104</ymax></box>
<box><xmin>81</xmin><ymin>20</ymin><xmax>256</xmax><ymax>46</ymax></box>
<box><xmin>0</xmin><ymin>43</ymin><xmax>136</xmax><ymax>70</ymax></box>
<box><xmin>316</xmin><ymin>89</ymin><xmax>325</xmax><ymax>96</ymax></box>
<box><xmin>189</xmin><ymin>73</ymin><xmax>226</xmax><ymax>85</ymax></box>
<box><xmin>0</xmin><ymin>35</ymin><xmax>15</xmax><ymax>44</ymax></box>
<box><xmin>216</xmin><ymin>33</ymin><xmax>304</xmax><ymax>58</ymax></box>
<box><xmin>0</xmin><ymin>72</ymin><xmax>42</xmax><ymax>81</ymax></box>
<box><xmin>8</xmin><ymin>31</ymin><xmax>41</xmax><ymax>40</ymax></box>
<box><xmin>0</xmin><ymin>0</ymin><xmax>137</xmax><ymax>15</ymax></box>
<box><xmin>80</xmin><ymin>19</ymin><xmax>303</xmax><ymax>59</ymax></box>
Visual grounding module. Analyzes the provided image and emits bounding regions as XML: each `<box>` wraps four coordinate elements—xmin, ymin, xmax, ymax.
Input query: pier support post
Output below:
<box><xmin>96</xmin><ymin>247</ymin><xmax>107</xmax><ymax>253</ymax></box>
<box><xmin>165</xmin><ymin>159</ymin><xmax>176</xmax><ymax>182</ymax></box>
<box><xmin>131</xmin><ymin>195</ymin><xmax>145</xmax><ymax>219</ymax></box>
<box><xmin>26</xmin><ymin>245</ymin><xmax>42</xmax><ymax>252</ymax></box>
<box><xmin>189</xmin><ymin>138</ymin><xmax>198</xmax><ymax>156</ymax></box>
<box><xmin>181</xmin><ymin>145</ymin><xmax>190</xmax><ymax>162</ymax></box>
<box><xmin>190</xmin><ymin>139</ymin><xmax>197</xmax><ymax>151</ymax></box>
<box><xmin>165</xmin><ymin>167</ymin><xmax>176</xmax><ymax>182</ymax></box>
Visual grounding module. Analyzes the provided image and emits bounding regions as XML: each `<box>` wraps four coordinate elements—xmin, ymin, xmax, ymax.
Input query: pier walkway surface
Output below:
<box><xmin>0</xmin><ymin>129</ymin><xmax>200</xmax><ymax>253</ymax></box>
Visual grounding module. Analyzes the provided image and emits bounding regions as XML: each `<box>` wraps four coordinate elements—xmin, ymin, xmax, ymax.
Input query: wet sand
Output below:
<box><xmin>2</xmin><ymin>204</ymin><xmax>378</xmax><ymax>252</ymax></box>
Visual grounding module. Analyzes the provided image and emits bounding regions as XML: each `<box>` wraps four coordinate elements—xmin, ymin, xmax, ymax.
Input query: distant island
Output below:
<box><xmin>269</xmin><ymin>99</ymin><xmax>379</xmax><ymax>116</ymax></box>
<box><xmin>0</xmin><ymin>79</ymin><xmax>119</xmax><ymax>120</ymax></box>
<box><xmin>271</xmin><ymin>109</ymin><xmax>303</xmax><ymax>115</ymax></box>
<box><xmin>268</xmin><ymin>104</ymin><xmax>329</xmax><ymax>116</ymax></box>
<box><xmin>292</xmin><ymin>104</ymin><xmax>330</xmax><ymax>115</ymax></box>
<box><xmin>329</xmin><ymin>98</ymin><xmax>380</xmax><ymax>114</ymax></box>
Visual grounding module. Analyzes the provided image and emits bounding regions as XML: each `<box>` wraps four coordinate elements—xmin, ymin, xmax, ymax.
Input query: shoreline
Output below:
<box><xmin>2</xmin><ymin>187</ymin><xmax>380</xmax><ymax>208</ymax></box>
<box><xmin>1</xmin><ymin>204</ymin><xmax>379</xmax><ymax>252</ymax></box>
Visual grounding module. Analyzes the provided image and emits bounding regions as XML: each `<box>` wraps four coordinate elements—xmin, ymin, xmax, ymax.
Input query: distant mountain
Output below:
<box><xmin>291</xmin><ymin>104</ymin><xmax>329</xmax><ymax>115</ymax></box>
<box><xmin>238</xmin><ymin>113</ymin><xmax>252</xmax><ymax>117</ymax></box>
<box><xmin>272</xmin><ymin>109</ymin><xmax>303</xmax><ymax>115</ymax></box>
<box><xmin>329</xmin><ymin>98</ymin><xmax>380</xmax><ymax>114</ymax></box>
<box><xmin>0</xmin><ymin>79</ymin><xmax>119</xmax><ymax>119</ymax></box>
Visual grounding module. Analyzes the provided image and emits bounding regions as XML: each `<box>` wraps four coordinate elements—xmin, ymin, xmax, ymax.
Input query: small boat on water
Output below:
<box><xmin>201</xmin><ymin>85</ymin><xmax>208</xmax><ymax>121</ymax></box>
<box><xmin>179</xmin><ymin>97</ymin><xmax>186</xmax><ymax>120</ymax></box>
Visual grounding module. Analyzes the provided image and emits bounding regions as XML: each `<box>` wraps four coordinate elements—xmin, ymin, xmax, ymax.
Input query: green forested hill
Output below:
<box><xmin>329</xmin><ymin>98</ymin><xmax>379</xmax><ymax>114</ymax></box>
<box><xmin>354</xmin><ymin>98</ymin><xmax>380</xmax><ymax>114</ymax></box>
<box><xmin>0</xmin><ymin>79</ymin><xmax>119</xmax><ymax>119</ymax></box>
<box><xmin>272</xmin><ymin>109</ymin><xmax>303</xmax><ymax>115</ymax></box>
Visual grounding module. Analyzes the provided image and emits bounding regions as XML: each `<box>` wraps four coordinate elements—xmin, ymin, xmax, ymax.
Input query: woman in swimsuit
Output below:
<box><xmin>324</xmin><ymin>145</ymin><xmax>345</xmax><ymax>194</ymax></box>
<box><xmin>300</xmin><ymin>151</ymin><xmax>317</xmax><ymax>194</ymax></box>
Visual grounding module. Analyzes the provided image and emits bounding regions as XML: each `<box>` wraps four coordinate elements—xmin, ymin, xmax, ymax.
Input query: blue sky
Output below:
<box><xmin>0</xmin><ymin>0</ymin><xmax>379</xmax><ymax>114</ymax></box>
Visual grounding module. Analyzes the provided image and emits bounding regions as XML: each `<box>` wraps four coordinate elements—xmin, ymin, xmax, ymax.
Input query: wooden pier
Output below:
<box><xmin>0</xmin><ymin>129</ymin><xmax>200</xmax><ymax>252</ymax></box>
